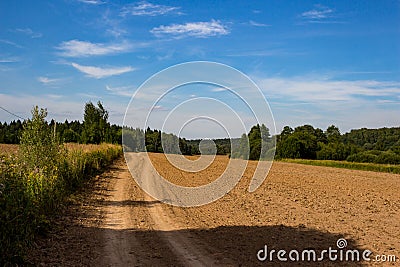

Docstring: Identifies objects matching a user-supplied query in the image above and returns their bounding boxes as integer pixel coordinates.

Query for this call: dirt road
[29,153,399,266]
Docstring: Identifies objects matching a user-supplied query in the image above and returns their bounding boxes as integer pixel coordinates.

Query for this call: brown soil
[28,154,400,266]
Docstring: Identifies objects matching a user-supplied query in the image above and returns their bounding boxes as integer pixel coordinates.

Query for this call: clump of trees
[231,124,275,160]
[0,101,122,145]
[0,120,23,143]
[275,124,400,164]
[123,127,199,155]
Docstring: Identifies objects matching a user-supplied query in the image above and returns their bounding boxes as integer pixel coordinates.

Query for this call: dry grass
[0,144,19,155]
[0,143,118,155]
[63,143,118,152]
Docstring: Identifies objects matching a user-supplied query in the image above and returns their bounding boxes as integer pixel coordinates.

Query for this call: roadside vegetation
[0,105,122,265]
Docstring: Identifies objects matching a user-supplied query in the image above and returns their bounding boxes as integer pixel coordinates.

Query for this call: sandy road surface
[29,153,399,266]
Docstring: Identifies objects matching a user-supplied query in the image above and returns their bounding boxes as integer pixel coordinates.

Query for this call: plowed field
[29,153,400,266]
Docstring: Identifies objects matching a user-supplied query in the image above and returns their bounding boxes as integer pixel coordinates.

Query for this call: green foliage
[347,150,400,164]
[123,127,145,152]
[62,128,80,143]
[276,124,400,165]
[391,141,400,155]
[0,118,122,145]
[342,127,400,151]
[248,125,262,160]
[0,154,34,264]
[82,101,109,144]
[280,158,400,174]
[123,127,201,155]
[276,125,324,159]
[277,135,302,159]
[230,124,274,160]
[375,151,400,164]
[316,142,358,160]
[325,125,341,143]
[231,133,249,159]
[20,106,63,175]
[145,127,163,153]
[0,106,122,265]
[0,120,23,144]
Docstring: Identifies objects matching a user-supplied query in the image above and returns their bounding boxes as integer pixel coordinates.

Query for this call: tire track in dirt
[125,152,219,267]
[101,164,141,266]
[100,154,219,267]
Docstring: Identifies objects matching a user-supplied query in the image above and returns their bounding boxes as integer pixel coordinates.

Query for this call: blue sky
[0,0,399,137]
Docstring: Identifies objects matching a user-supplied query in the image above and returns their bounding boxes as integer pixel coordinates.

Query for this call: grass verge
[0,144,122,265]
[279,158,400,174]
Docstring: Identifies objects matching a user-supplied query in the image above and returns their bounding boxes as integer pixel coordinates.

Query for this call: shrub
[0,106,122,265]
[375,151,400,164]
[346,151,378,163]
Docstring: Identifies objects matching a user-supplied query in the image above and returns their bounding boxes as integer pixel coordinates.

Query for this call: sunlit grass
[279,158,400,174]
[0,143,122,264]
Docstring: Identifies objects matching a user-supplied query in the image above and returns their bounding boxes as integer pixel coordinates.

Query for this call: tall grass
[0,107,122,264]
[0,144,122,264]
[280,158,400,174]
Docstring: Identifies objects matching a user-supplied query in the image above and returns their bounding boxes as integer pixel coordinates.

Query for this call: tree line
[0,102,122,145]
[275,124,400,164]
[1,102,399,164]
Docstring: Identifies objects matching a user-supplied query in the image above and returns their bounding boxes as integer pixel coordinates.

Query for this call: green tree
[280,126,293,140]
[239,133,250,159]
[278,135,302,158]
[277,125,323,159]
[326,125,341,143]
[248,124,261,160]
[82,101,109,144]
[19,106,62,173]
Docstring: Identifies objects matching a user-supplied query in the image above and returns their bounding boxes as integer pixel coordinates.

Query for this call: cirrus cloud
[37,76,61,85]
[71,63,134,78]
[14,28,42,38]
[105,85,135,97]
[121,1,181,16]
[301,5,334,20]
[57,40,132,57]
[151,20,229,38]
[248,20,270,27]
[257,77,400,102]
[77,0,105,4]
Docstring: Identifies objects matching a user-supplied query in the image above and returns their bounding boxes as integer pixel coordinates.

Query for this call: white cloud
[56,40,132,57]
[302,9,332,19]
[15,28,42,38]
[37,76,60,85]
[0,39,23,48]
[0,56,19,63]
[77,0,105,4]
[299,5,343,24]
[106,85,135,97]
[121,1,181,16]
[255,76,400,132]
[257,77,400,102]
[211,87,228,92]
[151,20,229,38]
[71,63,134,78]
[249,20,270,27]
[45,94,63,99]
